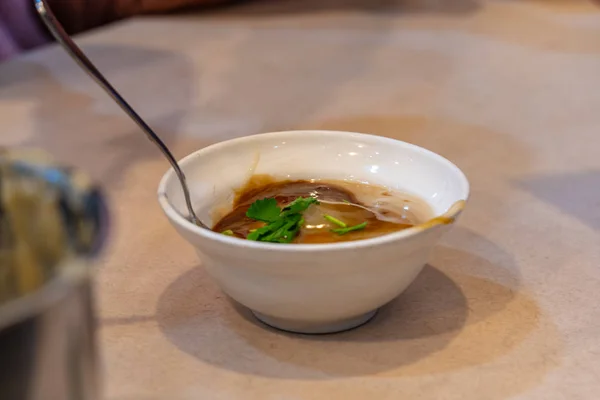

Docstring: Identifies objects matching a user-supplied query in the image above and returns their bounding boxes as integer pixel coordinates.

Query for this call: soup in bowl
[158,130,469,334]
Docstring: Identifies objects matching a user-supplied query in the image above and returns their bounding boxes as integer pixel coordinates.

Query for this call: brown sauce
[212,175,433,244]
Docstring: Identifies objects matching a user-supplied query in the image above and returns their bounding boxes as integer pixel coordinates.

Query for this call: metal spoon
[34,0,206,229]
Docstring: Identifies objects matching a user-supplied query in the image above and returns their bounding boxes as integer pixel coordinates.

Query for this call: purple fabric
[0,0,238,62]
[0,22,19,60]
[0,0,50,62]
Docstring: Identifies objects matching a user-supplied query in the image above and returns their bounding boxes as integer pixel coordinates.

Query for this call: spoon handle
[34,0,204,228]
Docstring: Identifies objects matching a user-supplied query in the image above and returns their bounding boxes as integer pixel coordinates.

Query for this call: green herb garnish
[245,197,318,243]
[221,229,234,236]
[323,215,347,228]
[324,214,367,235]
[248,214,303,243]
[332,221,367,235]
[281,197,318,215]
[245,198,281,222]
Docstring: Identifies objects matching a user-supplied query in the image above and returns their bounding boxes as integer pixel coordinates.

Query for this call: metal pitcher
[0,149,108,400]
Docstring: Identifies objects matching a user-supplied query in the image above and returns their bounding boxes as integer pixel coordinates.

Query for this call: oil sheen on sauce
[212,175,434,244]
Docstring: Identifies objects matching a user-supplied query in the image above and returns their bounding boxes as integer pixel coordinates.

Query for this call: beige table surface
[1,0,600,399]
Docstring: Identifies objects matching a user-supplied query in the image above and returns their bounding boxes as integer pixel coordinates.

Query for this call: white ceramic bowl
[158,131,469,334]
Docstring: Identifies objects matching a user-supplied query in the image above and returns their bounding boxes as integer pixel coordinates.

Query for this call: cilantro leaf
[246,198,281,222]
[247,219,284,241]
[262,214,303,243]
[281,196,319,216]
[332,221,367,235]
[247,214,303,243]
[245,196,317,243]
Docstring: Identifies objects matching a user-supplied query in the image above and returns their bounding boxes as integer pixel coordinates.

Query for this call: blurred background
[2,1,600,400]
[2,0,596,62]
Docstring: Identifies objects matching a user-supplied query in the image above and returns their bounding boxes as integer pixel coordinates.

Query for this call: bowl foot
[251,309,378,334]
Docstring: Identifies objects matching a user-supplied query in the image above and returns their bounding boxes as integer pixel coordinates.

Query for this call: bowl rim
[157,130,470,252]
